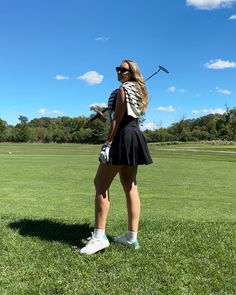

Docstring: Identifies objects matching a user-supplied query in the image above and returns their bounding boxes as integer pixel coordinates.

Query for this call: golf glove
[99,143,111,164]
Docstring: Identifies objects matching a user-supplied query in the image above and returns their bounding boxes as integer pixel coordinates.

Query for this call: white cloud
[216,87,231,95]
[77,71,103,85]
[89,103,107,109]
[141,122,158,131]
[95,37,109,42]
[186,0,236,10]
[204,59,236,69]
[37,108,50,115]
[55,74,69,80]
[168,86,176,92]
[156,106,175,112]
[51,110,63,115]
[229,14,236,19]
[192,108,225,115]
[37,108,63,116]
[168,86,186,93]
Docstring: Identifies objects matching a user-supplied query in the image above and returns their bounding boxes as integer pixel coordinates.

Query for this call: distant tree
[86,119,108,143]
[0,118,7,142]
[154,128,175,142]
[28,127,52,143]
[14,115,30,142]
[72,128,93,143]
[29,117,55,128]
[18,115,28,125]
[2,108,236,143]
[51,127,68,143]
[143,129,157,142]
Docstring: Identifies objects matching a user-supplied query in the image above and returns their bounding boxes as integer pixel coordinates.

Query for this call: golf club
[144,65,169,82]
[90,65,169,121]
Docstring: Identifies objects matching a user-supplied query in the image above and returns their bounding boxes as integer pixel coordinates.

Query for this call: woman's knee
[95,193,109,210]
[121,180,138,195]
[120,170,137,193]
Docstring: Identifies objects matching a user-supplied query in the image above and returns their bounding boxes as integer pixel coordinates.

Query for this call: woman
[80,60,152,255]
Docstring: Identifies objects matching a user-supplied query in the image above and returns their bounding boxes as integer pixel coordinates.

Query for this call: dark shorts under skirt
[108,118,153,166]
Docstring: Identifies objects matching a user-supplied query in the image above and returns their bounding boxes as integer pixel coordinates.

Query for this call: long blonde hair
[122,59,148,111]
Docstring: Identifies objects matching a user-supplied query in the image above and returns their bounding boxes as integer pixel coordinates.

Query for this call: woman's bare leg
[119,166,140,232]
[94,163,121,229]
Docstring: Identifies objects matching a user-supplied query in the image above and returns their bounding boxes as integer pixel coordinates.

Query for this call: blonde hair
[122,59,148,111]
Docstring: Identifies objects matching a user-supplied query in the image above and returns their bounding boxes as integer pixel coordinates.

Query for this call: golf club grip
[90,107,108,121]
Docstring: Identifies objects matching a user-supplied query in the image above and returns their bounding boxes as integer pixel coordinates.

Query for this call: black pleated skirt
[108,117,153,166]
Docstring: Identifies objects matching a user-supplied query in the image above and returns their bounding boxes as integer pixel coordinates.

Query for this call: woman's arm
[96,111,107,122]
[105,87,126,145]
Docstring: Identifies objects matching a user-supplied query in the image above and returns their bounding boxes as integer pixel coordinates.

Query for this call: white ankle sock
[94,228,105,239]
[126,231,138,242]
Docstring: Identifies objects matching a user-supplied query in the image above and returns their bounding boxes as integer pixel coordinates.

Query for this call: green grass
[0,143,236,294]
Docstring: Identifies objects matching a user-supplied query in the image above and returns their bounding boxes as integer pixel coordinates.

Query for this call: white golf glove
[99,143,111,164]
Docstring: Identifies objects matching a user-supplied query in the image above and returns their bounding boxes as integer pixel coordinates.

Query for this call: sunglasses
[115,67,131,74]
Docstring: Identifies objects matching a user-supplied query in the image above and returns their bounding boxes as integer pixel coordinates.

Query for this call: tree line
[0,108,235,144]
[144,108,236,142]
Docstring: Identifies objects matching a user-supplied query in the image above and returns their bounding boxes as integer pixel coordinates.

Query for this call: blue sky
[0,0,236,129]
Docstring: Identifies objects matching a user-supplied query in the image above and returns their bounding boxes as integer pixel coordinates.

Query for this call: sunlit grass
[0,143,236,294]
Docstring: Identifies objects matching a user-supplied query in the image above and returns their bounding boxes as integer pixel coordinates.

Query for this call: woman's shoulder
[121,81,138,93]
[122,81,136,88]
[109,88,119,95]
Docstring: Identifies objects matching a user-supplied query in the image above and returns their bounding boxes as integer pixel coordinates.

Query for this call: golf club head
[159,65,169,74]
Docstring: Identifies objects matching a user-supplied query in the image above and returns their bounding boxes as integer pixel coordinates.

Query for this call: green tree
[0,118,7,142]
[13,115,30,142]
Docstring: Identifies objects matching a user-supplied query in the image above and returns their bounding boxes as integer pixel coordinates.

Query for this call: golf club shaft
[144,69,160,82]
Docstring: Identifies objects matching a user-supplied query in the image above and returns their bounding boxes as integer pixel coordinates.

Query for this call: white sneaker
[80,233,110,255]
[113,233,140,249]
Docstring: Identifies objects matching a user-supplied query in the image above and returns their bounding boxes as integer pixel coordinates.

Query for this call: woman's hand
[99,143,111,163]
[97,111,106,122]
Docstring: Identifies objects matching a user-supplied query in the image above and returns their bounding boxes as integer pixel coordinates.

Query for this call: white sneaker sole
[80,241,110,255]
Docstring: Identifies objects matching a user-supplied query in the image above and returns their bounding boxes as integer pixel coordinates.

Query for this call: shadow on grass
[8,218,95,248]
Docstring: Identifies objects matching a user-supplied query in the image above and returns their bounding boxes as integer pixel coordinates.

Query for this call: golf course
[0,142,235,295]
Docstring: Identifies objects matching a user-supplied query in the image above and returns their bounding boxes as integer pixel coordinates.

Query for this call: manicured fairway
[0,143,236,295]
